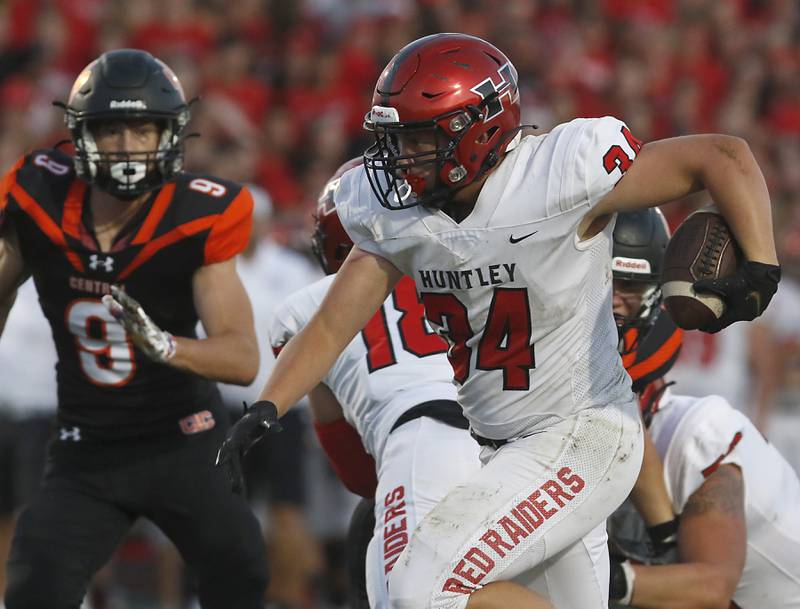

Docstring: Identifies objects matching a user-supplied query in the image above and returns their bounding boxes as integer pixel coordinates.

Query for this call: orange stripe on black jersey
[620,328,639,369]
[117,215,219,280]
[0,157,25,233]
[132,183,176,245]
[204,188,253,265]
[626,325,682,384]
[1,157,25,211]
[62,179,87,239]
[9,182,85,273]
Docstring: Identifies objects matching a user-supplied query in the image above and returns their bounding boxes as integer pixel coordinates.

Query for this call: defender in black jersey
[0,49,267,609]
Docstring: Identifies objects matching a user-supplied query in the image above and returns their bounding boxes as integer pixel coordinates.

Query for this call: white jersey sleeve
[557,116,642,212]
[655,394,747,511]
[335,165,387,259]
[649,391,800,608]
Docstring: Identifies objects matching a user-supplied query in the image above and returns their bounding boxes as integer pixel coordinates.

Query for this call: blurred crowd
[1,0,800,259]
[1,0,800,608]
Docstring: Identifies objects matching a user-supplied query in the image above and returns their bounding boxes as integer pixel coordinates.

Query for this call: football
[661,209,742,330]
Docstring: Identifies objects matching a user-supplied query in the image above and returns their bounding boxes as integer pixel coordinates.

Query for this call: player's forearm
[258,313,356,416]
[169,332,259,385]
[695,135,777,265]
[630,562,736,609]
[630,433,675,527]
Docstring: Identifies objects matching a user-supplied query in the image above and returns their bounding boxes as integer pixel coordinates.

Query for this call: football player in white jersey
[218,34,781,609]
[609,209,800,609]
[269,160,483,609]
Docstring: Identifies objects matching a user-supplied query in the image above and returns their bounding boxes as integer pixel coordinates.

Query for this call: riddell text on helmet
[442,467,586,594]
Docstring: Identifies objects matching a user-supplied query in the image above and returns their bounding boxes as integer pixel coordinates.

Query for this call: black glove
[215,401,283,494]
[609,557,635,605]
[647,517,679,556]
[693,261,781,333]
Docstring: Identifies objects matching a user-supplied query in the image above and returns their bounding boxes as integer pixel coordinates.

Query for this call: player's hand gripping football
[693,261,781,333]
[215,401,283,494]
[102,285,177,362]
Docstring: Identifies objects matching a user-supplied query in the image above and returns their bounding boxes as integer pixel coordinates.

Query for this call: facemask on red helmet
[363,34,522,211]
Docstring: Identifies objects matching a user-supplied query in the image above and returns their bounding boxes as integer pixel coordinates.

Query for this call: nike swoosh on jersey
[509,230,538,244]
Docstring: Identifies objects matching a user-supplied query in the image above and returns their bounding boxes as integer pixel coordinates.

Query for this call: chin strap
[639,380,675,428]
[423,124,537,212]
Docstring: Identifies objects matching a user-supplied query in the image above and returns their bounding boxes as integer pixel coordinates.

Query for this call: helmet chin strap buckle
[448,165,467,183]
[449,113,469,132]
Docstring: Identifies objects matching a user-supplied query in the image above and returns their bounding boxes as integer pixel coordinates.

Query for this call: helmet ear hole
[476,126,499,145]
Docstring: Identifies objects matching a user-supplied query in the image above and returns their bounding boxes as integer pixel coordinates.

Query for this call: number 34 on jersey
[422,288,535,391]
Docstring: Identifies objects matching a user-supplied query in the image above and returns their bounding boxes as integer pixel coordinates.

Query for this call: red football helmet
[311,158,362,274]
[363,33,521,210]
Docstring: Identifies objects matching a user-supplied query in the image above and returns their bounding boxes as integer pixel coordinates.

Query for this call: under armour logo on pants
[59,426,82,442]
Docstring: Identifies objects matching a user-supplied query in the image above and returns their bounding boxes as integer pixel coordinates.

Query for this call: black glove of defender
[215,401,283,494]
[647,517,679,556]
[693,261,781,333]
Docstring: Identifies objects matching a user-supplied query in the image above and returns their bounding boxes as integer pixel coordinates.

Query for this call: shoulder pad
[16,148,76,183]
[171,174,253,265]
[3,149,77,220]
[170,172,246,213]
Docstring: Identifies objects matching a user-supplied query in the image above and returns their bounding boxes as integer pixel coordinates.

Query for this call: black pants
[4,417,267,609]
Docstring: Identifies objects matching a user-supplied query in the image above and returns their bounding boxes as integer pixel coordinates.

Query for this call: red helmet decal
[470,63,519,122]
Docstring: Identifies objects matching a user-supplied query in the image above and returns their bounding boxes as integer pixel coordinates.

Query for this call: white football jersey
[270,275,457,461]
[650,391,800,608]
[0,279,58,415]
[337,116,640,439]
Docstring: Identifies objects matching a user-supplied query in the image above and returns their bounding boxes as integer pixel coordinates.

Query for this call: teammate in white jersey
[609,209,800,609]
[270,160,482,609]
[218,34,781,609]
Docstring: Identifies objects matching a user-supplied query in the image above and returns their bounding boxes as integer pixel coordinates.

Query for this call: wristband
[619,560,636,605]
[647,517,679,553]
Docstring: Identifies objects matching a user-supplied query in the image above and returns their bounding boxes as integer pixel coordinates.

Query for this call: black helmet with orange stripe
[58,49,190,199]
[613,208,682,425]
[612,208,671,355]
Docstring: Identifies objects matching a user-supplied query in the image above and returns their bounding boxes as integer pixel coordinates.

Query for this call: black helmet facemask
[615,282,662,355]
[75,118,185,200]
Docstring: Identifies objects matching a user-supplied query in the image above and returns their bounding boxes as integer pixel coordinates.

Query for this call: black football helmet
[310,158,362,274]
[612,208,671,354]
[59,49,190,199]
